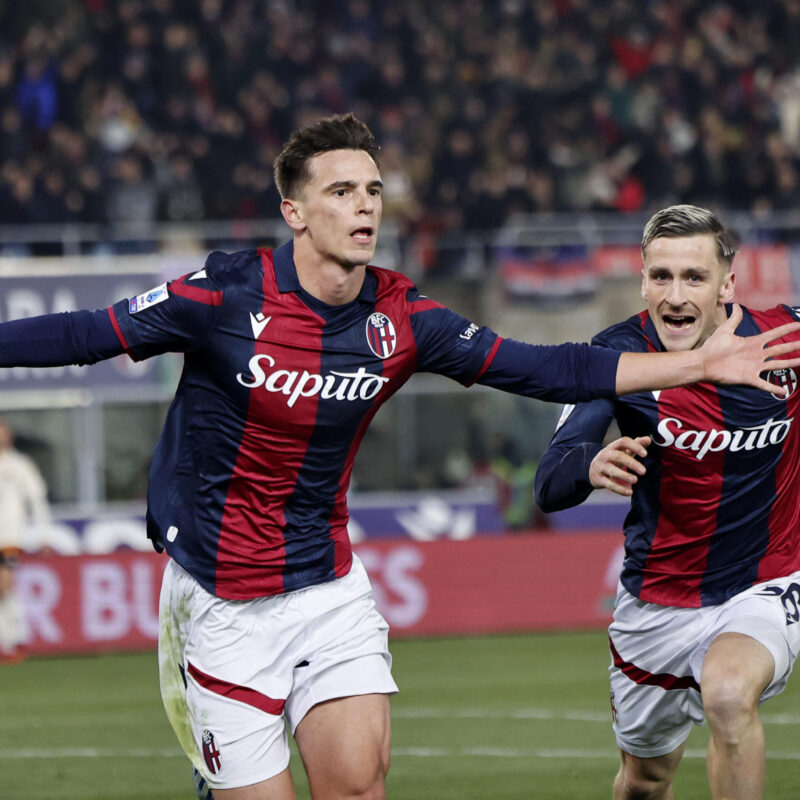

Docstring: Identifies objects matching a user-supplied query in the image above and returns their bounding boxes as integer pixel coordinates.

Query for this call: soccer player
[535,204,800,800]
[0,123,798,800]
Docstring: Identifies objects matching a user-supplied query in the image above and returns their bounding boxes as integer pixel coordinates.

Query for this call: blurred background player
[0,117,798,800]
[535,204,800,800]
[0,417,50,661]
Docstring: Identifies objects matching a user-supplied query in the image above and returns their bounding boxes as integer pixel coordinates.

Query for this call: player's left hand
[589,435,651,497]
[700,304,800,395]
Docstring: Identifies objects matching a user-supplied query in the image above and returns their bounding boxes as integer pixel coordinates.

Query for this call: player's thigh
[283,554,398,731]
[690,573,800,706]
[610,665,697,758]
[609,589,703,756]
[159,559,299,790]
[700,632,774,713]
[294,693,391,796]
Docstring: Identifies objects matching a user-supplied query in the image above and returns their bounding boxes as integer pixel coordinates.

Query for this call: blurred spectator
[15,56,58,140]
[159,151,205,222]
[489,435,547,532]
[106,151,157,225]
[1,0,800,237]
[0,419,51,661]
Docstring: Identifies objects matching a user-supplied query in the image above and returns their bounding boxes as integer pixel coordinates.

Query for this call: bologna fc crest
[202,729,222,774]
[768,367,798,401]
[366,312,397,359]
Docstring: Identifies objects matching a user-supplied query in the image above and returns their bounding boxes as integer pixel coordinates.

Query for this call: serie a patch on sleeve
[130,282,169,314]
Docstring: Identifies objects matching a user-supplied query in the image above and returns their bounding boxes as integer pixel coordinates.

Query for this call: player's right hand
[589,435,651,497]
[701,304,800,394]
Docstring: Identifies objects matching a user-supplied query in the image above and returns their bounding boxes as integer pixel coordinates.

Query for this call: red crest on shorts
[202,729,222,774]
[609,690,619,726]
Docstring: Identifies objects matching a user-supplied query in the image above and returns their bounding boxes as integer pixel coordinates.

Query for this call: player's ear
[719,269,735,303]
[640,268,648,302]
[280,198,305,231]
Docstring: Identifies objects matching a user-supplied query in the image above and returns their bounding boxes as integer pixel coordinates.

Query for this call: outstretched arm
[615,305,800,396]
[0,309,126,367]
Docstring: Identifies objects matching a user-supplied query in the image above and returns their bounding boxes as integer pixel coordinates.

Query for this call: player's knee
[314,752,389,800]
[703,681,758,742]
[615,759,673,799]
[353,780,387,800]
[349,757,389,800]
[326,774,386,800]
[616,773,672,799]
[702,665,760,725]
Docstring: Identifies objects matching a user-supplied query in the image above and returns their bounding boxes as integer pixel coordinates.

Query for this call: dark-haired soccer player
[536,204,800,800]
[1,121,798,800]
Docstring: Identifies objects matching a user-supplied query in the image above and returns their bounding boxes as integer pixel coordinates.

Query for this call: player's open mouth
[351,227,374,242]
[663,314,695,330]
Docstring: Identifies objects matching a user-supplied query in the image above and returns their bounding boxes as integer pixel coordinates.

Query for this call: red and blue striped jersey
[535,304,800,608]
[106,243,620,600]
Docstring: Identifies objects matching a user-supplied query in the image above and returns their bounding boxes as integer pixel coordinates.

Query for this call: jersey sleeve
[408,290,503,383]
[534,316,648,512]
[0,308,127,367]
[534,398,616,512]
[477,338,621,402]
[407,288,622,399]
[110,267,224,360]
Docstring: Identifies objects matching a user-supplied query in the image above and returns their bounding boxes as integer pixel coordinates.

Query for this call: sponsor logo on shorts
[651,416,793,461]
[757,582,800,626]
[202,729,222,774]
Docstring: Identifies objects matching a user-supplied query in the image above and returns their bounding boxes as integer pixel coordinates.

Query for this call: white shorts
[158,555,398,790]
[609,572,800,758]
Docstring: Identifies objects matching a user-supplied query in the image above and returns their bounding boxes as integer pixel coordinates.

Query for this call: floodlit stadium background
[3,2,800,798]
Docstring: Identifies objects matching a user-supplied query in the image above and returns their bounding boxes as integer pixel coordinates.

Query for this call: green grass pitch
[3,630,800,799]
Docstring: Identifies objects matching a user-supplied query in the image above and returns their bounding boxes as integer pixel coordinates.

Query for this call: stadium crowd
[2,0,800,240]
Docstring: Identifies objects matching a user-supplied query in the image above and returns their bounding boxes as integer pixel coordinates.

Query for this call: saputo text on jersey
[236,353,390,406]
[652,415,793,461]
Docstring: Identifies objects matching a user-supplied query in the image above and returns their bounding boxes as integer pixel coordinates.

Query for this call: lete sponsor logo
[652,415,793,460]
[236,354,389,407]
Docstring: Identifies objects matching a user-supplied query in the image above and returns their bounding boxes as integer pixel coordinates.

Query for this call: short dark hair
[273,113,380,199]
[641,204,739,268]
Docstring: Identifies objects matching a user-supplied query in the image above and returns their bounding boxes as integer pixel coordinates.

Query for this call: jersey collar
[642,313,665,351]
[273,240,378,302]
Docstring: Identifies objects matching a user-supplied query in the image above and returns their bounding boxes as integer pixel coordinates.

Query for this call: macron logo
[250,312,272,339]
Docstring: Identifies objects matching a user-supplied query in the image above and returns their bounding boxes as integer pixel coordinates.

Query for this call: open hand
[700,305,800,395]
